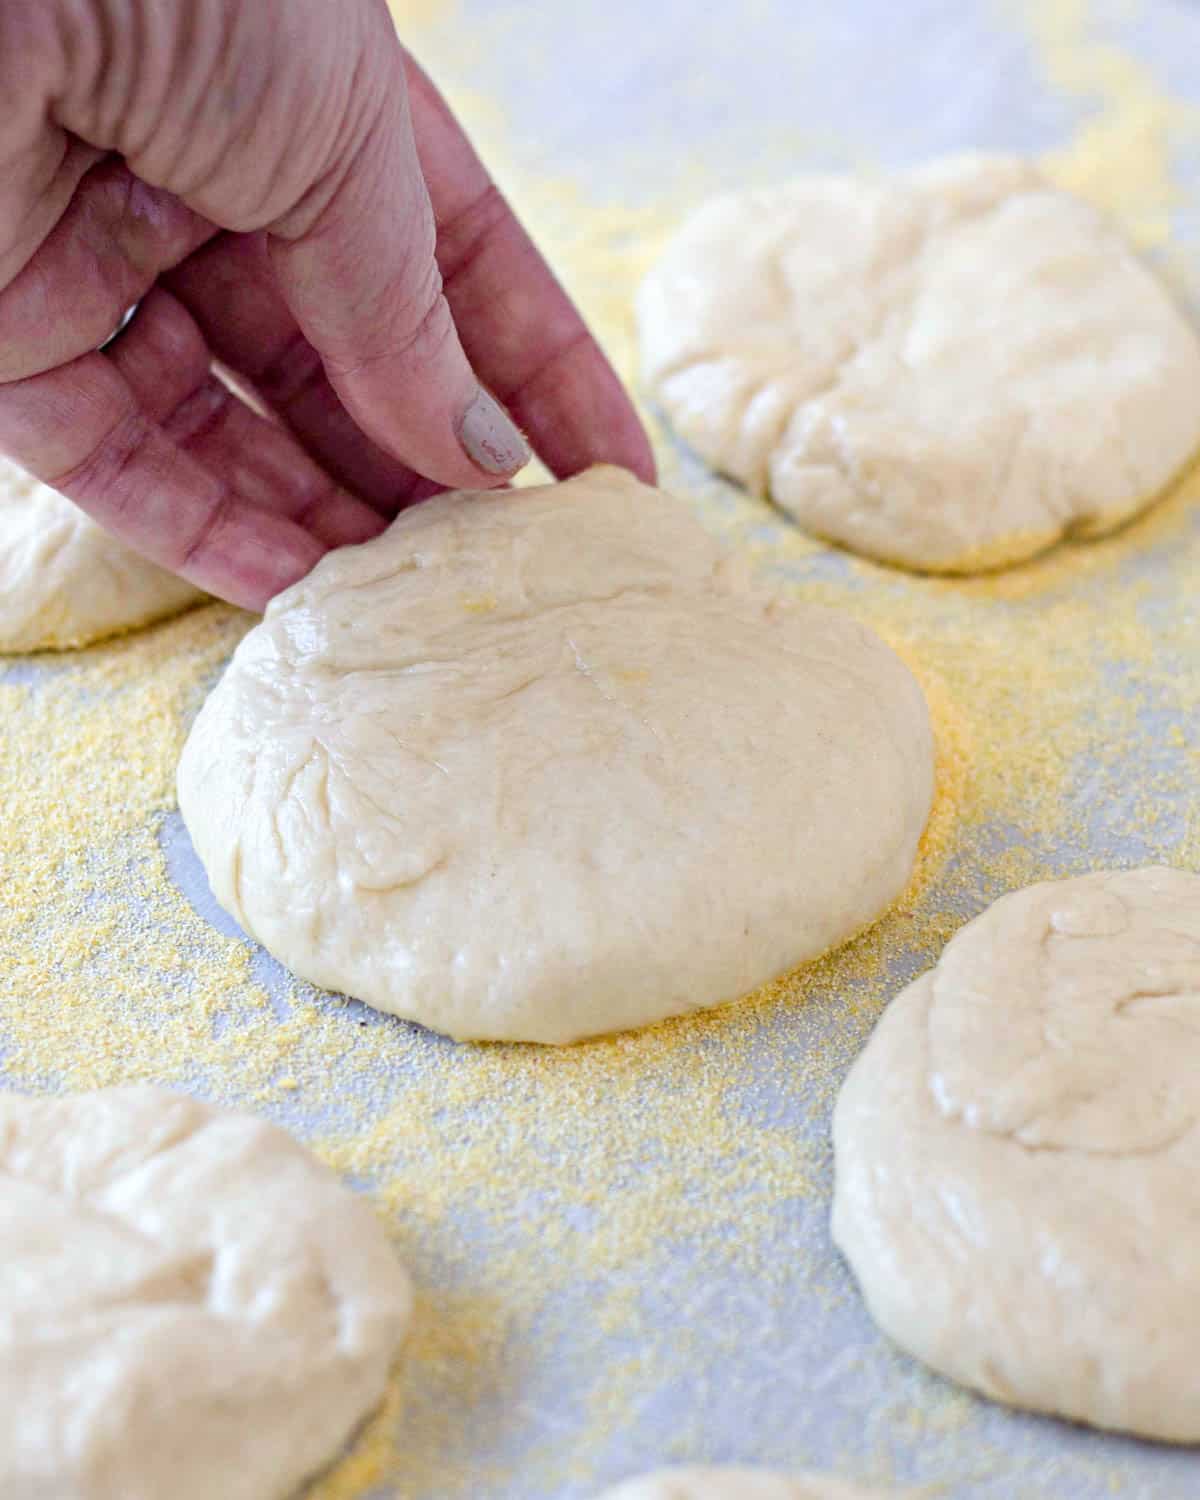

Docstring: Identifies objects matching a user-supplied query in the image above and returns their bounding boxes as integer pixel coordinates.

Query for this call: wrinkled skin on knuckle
[0,0,393,385]
[46,0,382,231]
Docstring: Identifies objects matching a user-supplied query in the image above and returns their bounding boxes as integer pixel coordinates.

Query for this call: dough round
[0,457,203,651]
[0,1085,412,1500]
[832,866,1200,1442]
[596,1468,895,1499]
[638,155,1200,572]
[178,466,933,1044]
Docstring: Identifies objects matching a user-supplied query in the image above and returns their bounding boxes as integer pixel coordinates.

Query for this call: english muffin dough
[0,1086,411,1500]
[178,466,933,1044]
[596,1468,897,1499]
[638,155,1200,572]
[0,456,202,651]
[833,866,1200,1442]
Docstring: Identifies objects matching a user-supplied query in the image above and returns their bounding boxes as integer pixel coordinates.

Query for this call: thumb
[267,28,529,490]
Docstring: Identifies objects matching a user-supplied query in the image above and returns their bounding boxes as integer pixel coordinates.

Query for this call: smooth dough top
[596,1467,898,1499]
[832,866,1200,1442]
[0,457,202,651]
[638,154,1200,572]
[178,466,933,1044]
[0,1086,411,1500]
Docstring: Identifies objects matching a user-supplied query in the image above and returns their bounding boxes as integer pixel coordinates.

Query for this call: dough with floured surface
[178,465,933,1044]
[0,1085,411,1500]
[638,155,1200,572]
[833,866,1200,1441]
[0,456,202,651]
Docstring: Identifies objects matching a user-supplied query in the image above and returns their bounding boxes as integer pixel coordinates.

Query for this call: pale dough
[638,154,1200,572]
[832,866,1200,1442]
[0,456,202,651]
[178,466,933,1044]
[596,1467,897,1499]
[0,1085,412,1500]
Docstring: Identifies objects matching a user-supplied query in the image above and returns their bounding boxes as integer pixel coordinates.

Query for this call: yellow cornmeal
[2,5,1199,1499]
[1020,0,1199,247]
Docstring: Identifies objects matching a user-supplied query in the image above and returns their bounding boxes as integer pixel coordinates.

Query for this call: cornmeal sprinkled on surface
[1020,0,1200,248]
[3,4,1200,1499]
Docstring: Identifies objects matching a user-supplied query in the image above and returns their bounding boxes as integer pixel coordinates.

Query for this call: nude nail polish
[458,388,531,476]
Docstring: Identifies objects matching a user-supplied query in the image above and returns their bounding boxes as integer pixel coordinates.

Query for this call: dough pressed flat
[832,866,1200,1442]
[596,1466,900,1498]
[638,155,1200,573]
[0,457,203,651]
[178,466,934,1044]
[0,1086,411,1500]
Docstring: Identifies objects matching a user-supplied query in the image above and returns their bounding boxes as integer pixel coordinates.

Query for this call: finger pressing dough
[596,1468,898,1499]
[178,465,933,1044]
[0,457,203,651]
[0,1085,412,1500]
[638,154,1200,572]
[832,866,1200,1442]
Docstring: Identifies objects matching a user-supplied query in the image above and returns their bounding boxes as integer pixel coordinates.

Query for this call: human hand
[0,0,654,610]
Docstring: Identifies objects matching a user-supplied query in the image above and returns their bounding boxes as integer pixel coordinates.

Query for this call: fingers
[267,18,531,492]
[163,232,436,513]
[0,158,214,381]
[0,0,651,601]
[109,289,387,549]
[0,354,320,610]
[403,56,656,485]
[0,290,386,611]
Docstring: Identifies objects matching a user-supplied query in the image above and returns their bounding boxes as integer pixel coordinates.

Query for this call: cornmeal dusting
[1020,0,1199,247]
[2,3,1199,1498]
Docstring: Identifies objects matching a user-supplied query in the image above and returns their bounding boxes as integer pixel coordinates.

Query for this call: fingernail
[458,387,531,477]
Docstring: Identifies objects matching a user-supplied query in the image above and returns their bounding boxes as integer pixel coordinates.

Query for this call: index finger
[403,54,656,486]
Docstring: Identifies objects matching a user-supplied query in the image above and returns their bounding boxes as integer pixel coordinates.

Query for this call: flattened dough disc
[833,866,1200,1441]
[639,155,1200,572]
[179,466,934,1043]
[0,1085,411,1500]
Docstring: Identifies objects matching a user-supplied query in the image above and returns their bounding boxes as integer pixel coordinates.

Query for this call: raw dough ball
[0,1086,412,1500]
[638,155,1200,572]
[832,866,1200,1442]
[0,456,202,651]
[178,466,933,1044]
[596,1468,895,1499]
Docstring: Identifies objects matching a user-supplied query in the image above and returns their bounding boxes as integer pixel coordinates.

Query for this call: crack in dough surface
[638,155,1200,573]
[178,466,934,1044]
[832,866,1200,1442]
[0,458,203,652]
[0,1085,411,1500]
